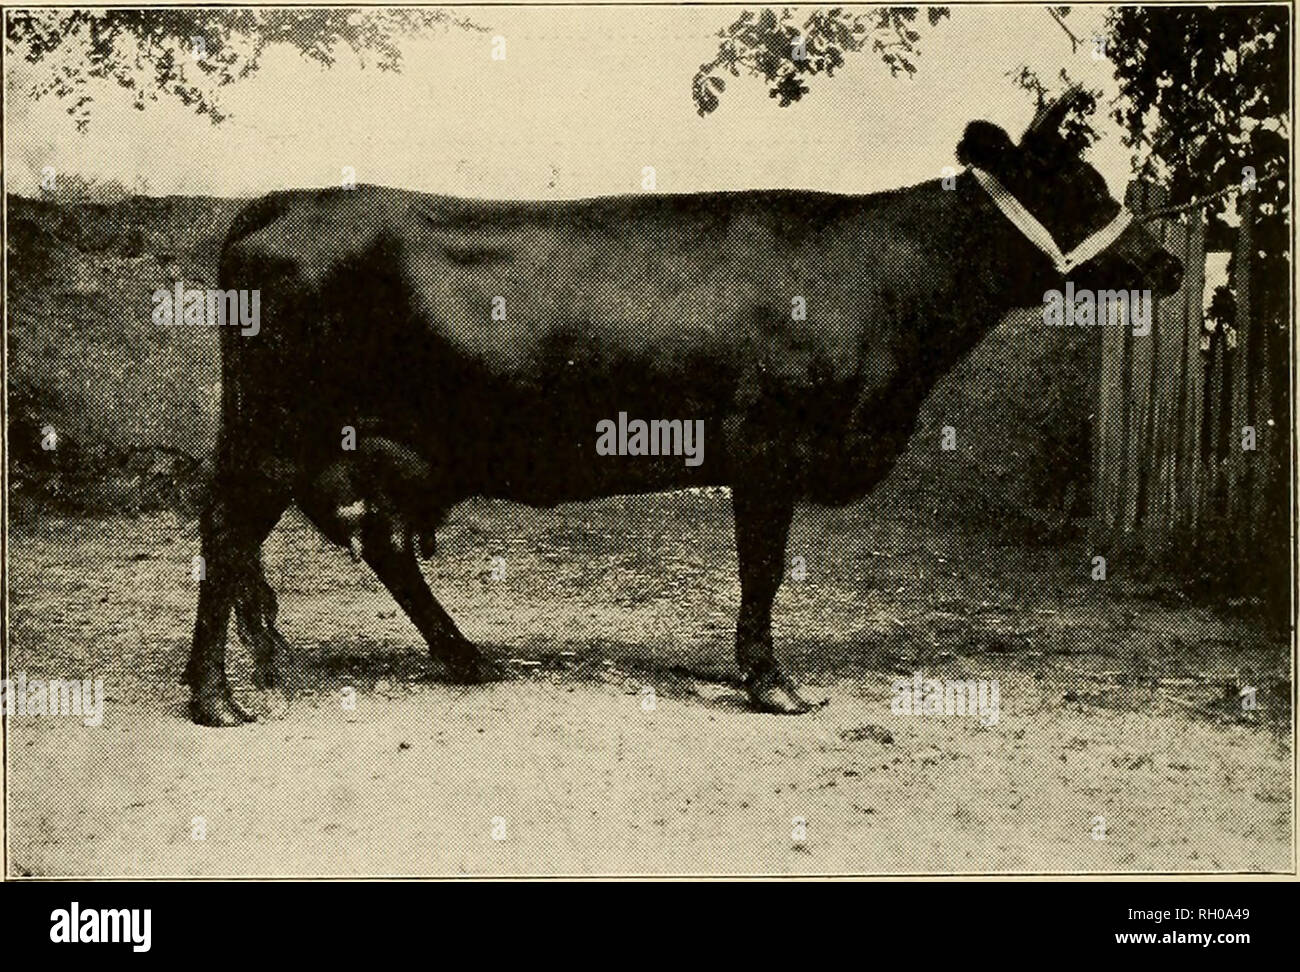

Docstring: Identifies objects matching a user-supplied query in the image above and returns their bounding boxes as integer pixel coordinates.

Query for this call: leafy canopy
[6,9,481,130]
[693,6,950,115]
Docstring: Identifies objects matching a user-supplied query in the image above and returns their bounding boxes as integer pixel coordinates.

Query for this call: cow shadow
[170,627,913,720]
[266,633,756,710]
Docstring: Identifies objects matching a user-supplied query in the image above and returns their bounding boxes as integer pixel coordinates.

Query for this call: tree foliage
[6,9,480,130]
[1105,6,1289,238]
[693,6,950,115]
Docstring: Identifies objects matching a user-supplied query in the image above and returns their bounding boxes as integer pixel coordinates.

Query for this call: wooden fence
[1092,183,1277,558]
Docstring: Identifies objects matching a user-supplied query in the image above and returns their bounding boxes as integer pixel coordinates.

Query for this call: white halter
[969,167,1133,274]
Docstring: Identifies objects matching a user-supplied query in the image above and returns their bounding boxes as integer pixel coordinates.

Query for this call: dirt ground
[5,492,1292,876]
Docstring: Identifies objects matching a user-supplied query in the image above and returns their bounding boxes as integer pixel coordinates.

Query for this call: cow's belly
[450,402,732,506]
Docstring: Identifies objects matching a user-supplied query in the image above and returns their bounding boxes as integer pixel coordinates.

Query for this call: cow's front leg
[732,484,815,714]
[359,525,488,683]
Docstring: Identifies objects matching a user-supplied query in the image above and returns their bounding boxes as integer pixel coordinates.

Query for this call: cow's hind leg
[235,567,291,692]
[732,484,816,714]
[186,475,290,725]
[361,533,486,682]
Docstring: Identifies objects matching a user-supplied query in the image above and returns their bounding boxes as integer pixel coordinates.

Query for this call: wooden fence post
[1176,215,1207,536]
[1095,181,1206,555]
[1226,188,1255,531]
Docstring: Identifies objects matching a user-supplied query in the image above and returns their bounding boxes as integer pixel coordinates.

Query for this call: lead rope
[1128,164,1284,221]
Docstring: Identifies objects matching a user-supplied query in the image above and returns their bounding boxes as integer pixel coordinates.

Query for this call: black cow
[186,91,1181,725]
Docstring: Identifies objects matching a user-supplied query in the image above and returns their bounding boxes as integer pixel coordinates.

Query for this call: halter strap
[969,167,1133,274]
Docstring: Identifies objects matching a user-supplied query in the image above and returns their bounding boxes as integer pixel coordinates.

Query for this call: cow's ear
[956,121,1015,170]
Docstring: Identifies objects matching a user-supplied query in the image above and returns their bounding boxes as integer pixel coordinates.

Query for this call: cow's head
[956,88,1183,298]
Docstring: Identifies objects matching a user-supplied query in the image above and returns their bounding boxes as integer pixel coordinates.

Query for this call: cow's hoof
[441,643,489,683]
[746,668,820,715]
[443,645,510,684]
[190,689,255,727]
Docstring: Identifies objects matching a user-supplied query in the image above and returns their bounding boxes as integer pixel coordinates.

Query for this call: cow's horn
[1026,83,1085,135]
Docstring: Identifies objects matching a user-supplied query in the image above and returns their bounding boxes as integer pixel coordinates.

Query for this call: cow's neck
[872,173,1055,368]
